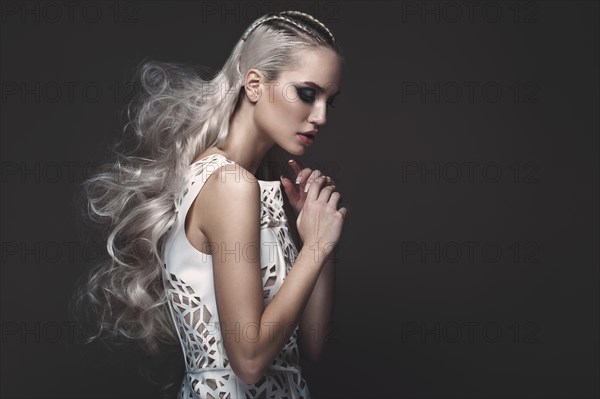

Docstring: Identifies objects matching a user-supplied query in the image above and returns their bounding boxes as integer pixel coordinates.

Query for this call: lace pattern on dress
[162,154,310,399]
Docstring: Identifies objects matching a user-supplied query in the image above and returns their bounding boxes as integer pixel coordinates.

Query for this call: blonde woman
[72,10,347,398]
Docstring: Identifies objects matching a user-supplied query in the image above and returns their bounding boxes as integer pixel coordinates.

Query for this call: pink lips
[299,129,318,138]
[297,133,314,145]
[297,129,317,145]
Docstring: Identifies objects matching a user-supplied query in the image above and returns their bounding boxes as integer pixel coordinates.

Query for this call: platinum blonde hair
[70,10,344,360]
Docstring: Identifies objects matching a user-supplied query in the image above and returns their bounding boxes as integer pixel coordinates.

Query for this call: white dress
[162,153,311,399]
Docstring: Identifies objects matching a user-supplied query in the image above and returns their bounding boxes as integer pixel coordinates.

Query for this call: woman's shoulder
[192,151,260,212]
[188,151,261,244]
[192,149,257,184]
[192,162,261,239]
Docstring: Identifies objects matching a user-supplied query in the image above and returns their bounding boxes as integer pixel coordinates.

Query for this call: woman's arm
[298,250,336,361]
[283,186,336,362]
[201,163,329,385]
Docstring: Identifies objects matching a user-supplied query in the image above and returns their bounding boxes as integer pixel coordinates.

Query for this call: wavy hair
[69,10,344,387]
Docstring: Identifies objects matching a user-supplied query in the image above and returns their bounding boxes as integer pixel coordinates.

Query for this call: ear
[243,68,263,103]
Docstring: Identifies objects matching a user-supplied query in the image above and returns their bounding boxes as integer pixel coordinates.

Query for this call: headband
[241,11,336,44]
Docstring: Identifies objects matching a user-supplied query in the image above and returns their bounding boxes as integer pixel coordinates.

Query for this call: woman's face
[252,46,343,155]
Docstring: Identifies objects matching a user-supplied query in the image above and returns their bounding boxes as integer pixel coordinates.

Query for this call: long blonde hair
[70,11,344,360]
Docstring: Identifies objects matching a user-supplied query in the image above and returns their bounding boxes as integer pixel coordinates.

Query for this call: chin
[280,142,307,157]
[278,134,310,156]
[289,146,307,156]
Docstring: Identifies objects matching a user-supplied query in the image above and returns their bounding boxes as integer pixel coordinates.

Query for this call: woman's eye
[296,87,336,108]
[296,88,315,103]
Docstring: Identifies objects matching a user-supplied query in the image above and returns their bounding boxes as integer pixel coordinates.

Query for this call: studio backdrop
[1,1,598,398]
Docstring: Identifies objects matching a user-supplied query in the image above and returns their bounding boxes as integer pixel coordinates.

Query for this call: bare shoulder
[196,162,261,237]
[202,161,259,201]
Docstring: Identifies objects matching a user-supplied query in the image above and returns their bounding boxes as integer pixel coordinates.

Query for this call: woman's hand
[280,159,336,215]
[295,175,347,260]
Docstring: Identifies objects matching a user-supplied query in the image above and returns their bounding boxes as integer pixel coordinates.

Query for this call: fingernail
[295,175,302,184]
[288,159,294,164]
[304,183,311,193]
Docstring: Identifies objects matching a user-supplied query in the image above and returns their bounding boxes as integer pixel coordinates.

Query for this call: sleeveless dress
[162,153,311,399]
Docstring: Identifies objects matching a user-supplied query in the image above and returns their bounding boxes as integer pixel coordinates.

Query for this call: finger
[318,184,336,203]
[303,170,323,193]
[307,169,323,184]
[306,175,328,201]
[329,187,345,210]
[326,189,341,208]
[296,168,313,185]
[317,173,333,188]
[288,159,304,175]
[279,175,295,194]
[288,160,309,184]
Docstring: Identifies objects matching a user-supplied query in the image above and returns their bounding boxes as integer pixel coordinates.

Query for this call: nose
[308,101,327,126]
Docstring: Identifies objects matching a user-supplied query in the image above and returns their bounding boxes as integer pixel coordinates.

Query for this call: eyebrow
[301,81,341,98]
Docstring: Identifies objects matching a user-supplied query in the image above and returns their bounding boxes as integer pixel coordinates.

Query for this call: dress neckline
[190,153,280,186]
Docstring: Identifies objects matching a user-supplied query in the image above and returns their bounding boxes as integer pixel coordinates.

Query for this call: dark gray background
[1,1,598,398]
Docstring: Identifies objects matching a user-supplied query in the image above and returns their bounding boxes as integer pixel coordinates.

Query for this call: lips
[297,133,315,145]
[298,130,317,140]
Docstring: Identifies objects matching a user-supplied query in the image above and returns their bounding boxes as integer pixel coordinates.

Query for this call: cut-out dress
[162,153,311,398]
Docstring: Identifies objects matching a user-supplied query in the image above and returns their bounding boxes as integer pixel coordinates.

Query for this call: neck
[217,101,274,176]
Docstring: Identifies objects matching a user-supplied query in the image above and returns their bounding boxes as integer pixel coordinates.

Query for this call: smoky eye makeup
[294,86,337,108]
[295,87,315,102]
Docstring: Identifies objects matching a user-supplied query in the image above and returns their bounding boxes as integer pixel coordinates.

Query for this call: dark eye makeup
[295,87,337,108]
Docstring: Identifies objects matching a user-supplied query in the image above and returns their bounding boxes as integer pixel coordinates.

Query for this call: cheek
[255,89,303,130]
[273,85,297,115]
[281,86,305,115]
[280,91,311,126]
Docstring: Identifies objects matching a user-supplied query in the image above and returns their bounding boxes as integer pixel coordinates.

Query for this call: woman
[72,10,347,398]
